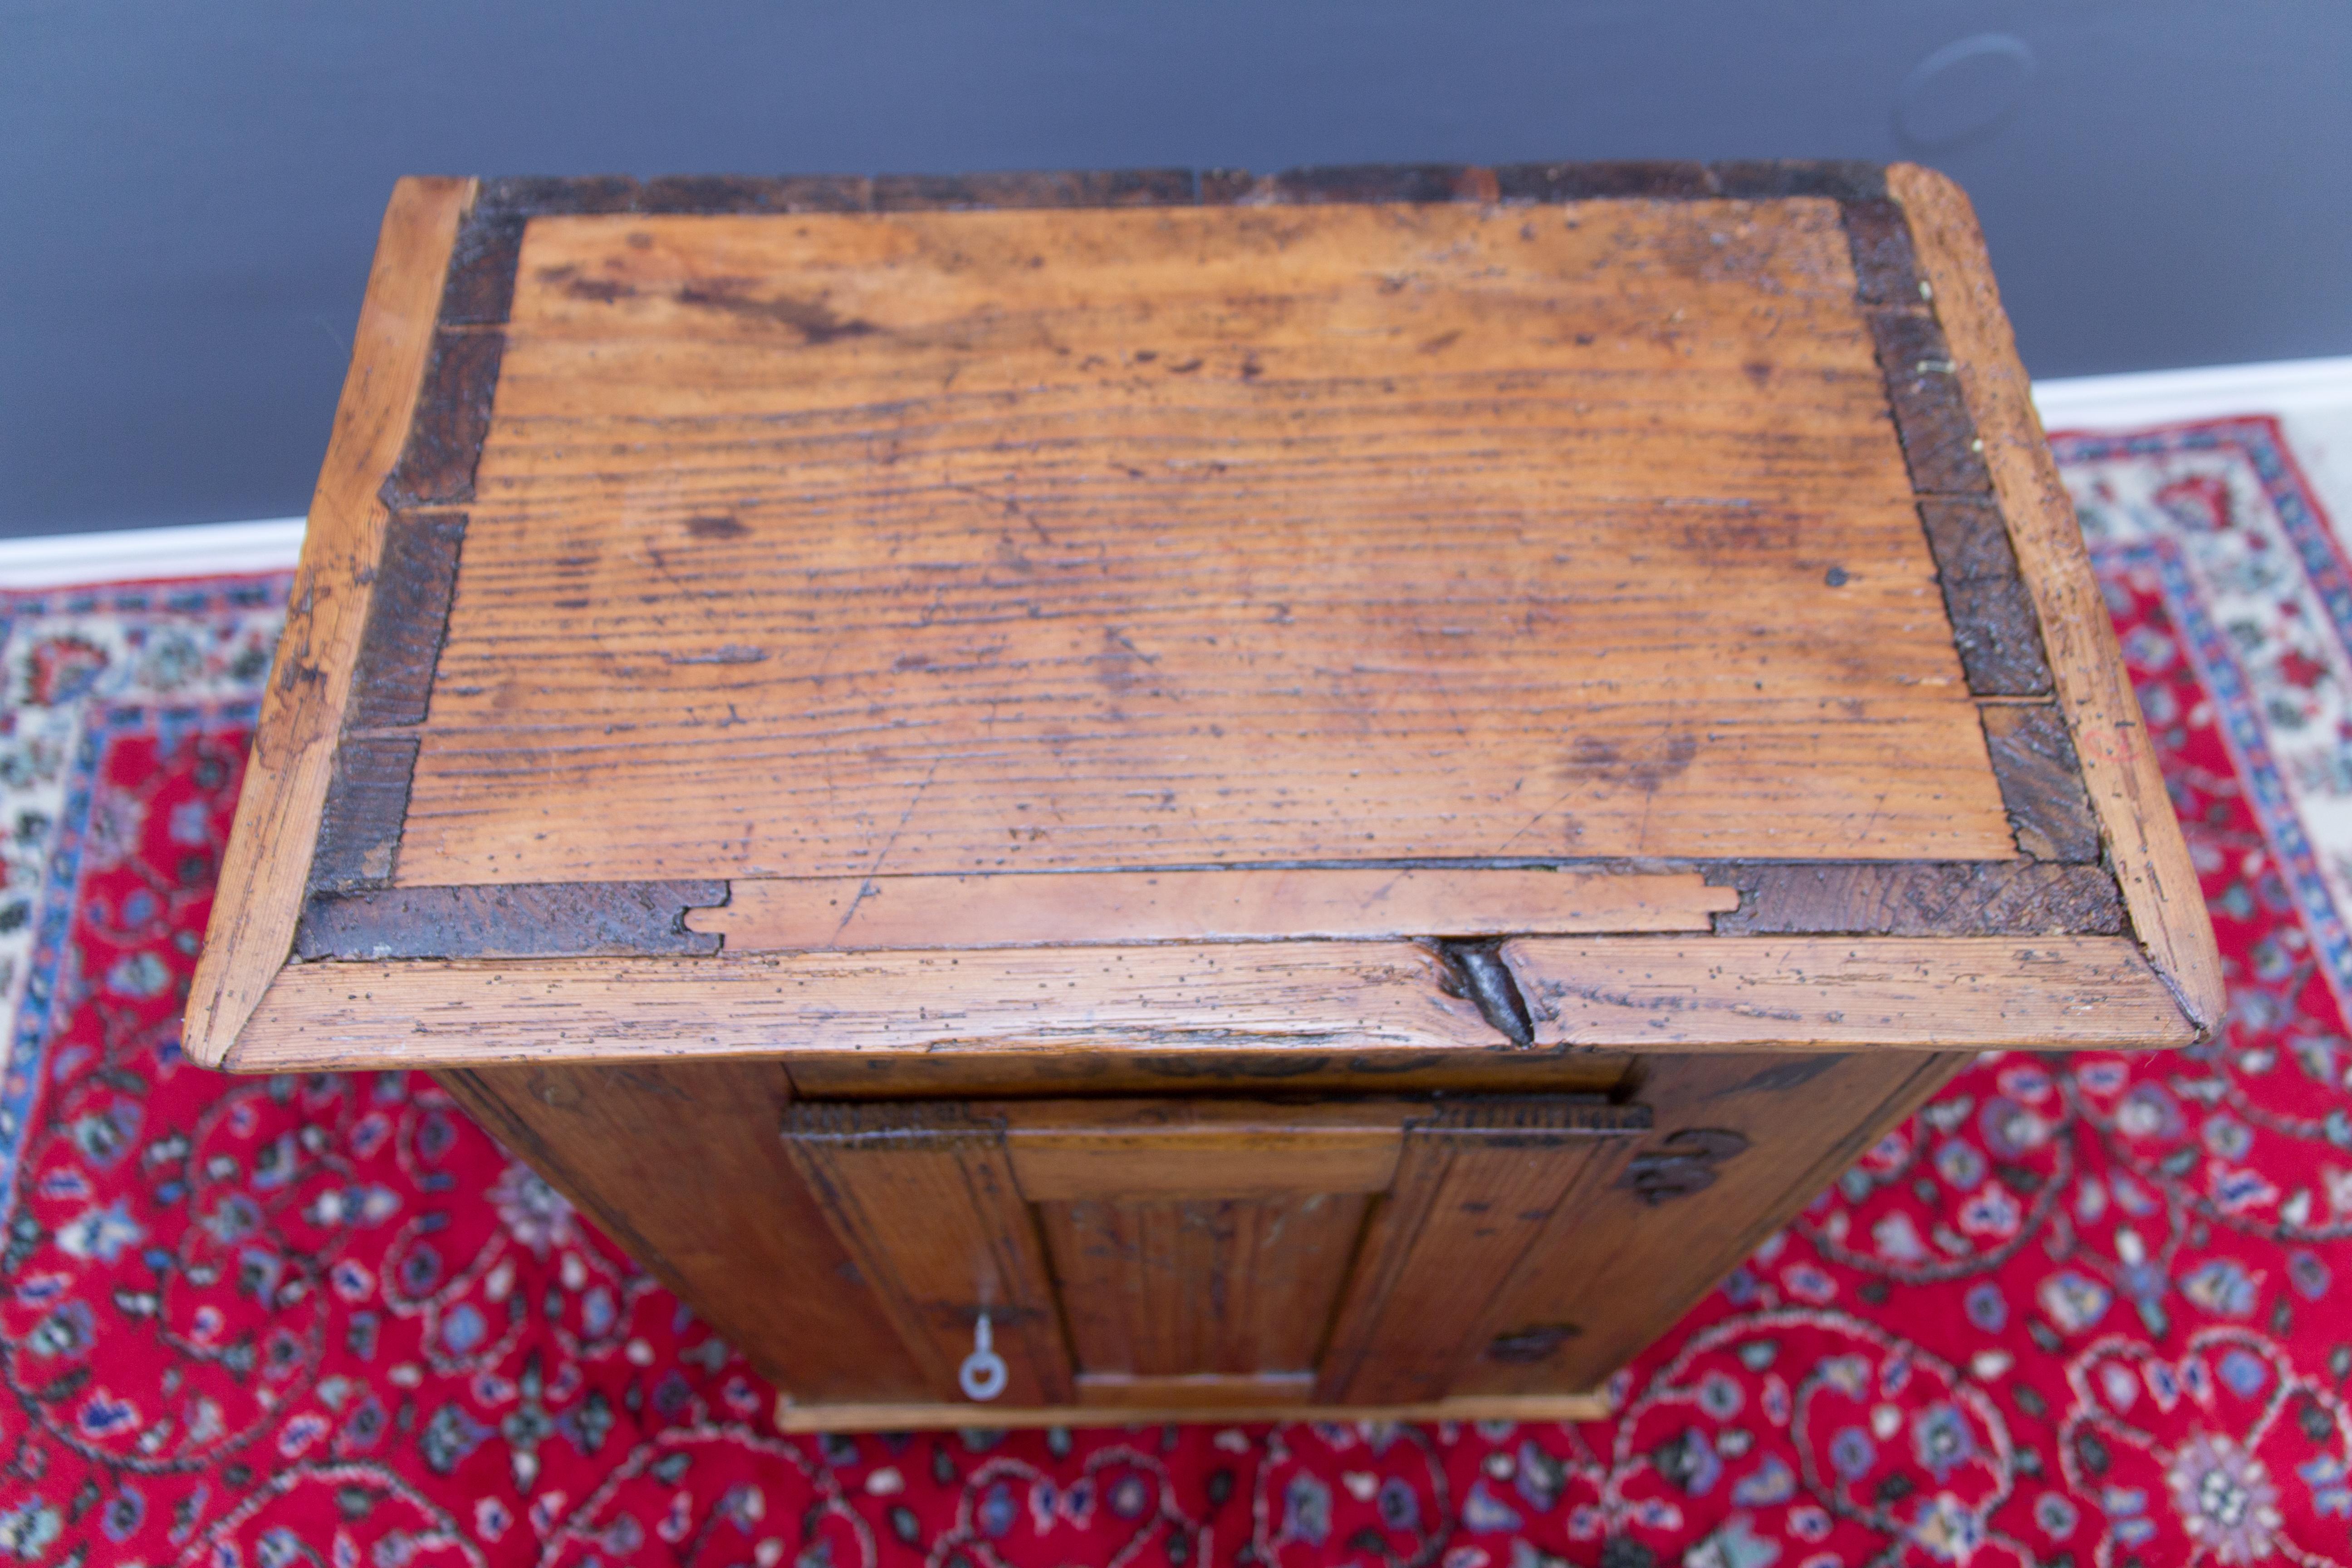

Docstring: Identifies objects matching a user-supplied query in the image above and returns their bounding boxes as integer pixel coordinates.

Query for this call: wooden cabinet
[189,160,2217,1431]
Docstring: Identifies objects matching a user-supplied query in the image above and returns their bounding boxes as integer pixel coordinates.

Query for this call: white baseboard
[0,517,309,590]
[4,357,2350,591]
[2032,354,2352,430]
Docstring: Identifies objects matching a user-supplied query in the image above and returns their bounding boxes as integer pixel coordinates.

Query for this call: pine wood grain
[691,867,1737,951]
[387,199,2016,887]
[223,932,2188,1071]
[1886,163,2223,1032]
[1501,933,2195,1049]
[1041,1196,1372,1379]
[183,177,475,1069]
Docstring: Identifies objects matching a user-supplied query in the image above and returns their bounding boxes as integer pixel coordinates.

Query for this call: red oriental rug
[5,414,2352,1568]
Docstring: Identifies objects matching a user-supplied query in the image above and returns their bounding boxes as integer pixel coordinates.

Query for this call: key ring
[958,1312,1009,1401]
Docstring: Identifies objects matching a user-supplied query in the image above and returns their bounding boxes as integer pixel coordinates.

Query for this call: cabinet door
[780,1095,1647,1414]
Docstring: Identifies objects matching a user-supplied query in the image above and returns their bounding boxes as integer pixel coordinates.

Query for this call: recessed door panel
[1040,1192,1371,1381]
[779,1095,1648,1413]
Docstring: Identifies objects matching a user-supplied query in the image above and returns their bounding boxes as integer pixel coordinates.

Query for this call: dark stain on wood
[438,213,526,326]
[1918,498,2056,696]
[350,512,466,730]
[672,281,876,343]
[1256,164,1501,205]
[1132,1054,1338,1080]
[1838,199,1925,307]
[1560,731,1700,792]
[295,881,728,960]
[1714,861,2122,936]
[640,174,872,215]
[477,175,643,216]
[1721,1055,1846,1098]
[1618,1126,1749,1205]
[1486,1322,1582,1364]
[1710,161,1886,201]
[1831,192,2098,881]
[379,330,504,508]
[1868,311,1995,496]
[873,169,1197,211]
[1495,162,1714,201]
[1980,704,2106,862]
[1197,168,1257,205]
[307,735,420,894]
[450,161,1915,225]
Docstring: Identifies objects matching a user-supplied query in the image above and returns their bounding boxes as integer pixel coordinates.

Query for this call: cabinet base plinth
[774,1392,1610,1433]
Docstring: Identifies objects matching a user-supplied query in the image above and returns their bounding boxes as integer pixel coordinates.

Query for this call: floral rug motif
[3,415,2352,1567]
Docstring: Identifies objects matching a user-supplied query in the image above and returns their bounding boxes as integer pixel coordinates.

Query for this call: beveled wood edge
[182,176,476,1071]
[1886,163,2225,1034]
[216,934,2195,1073]
[772,1389,1612,1433]
[1502,934,2194,1052]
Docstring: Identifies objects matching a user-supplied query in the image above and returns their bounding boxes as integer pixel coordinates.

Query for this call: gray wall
[5,0,2348,538]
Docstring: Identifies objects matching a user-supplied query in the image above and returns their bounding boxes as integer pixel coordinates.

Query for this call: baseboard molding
[4,358,2349,591]
[0,516,308,590]
[2032,354,2352,430]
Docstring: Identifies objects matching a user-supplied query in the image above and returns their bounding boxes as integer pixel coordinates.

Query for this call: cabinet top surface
[182,165,2220,1071]
[417,188,2009,885]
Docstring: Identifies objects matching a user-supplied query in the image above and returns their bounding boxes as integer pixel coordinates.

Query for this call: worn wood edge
[1886,163,2223,1034]
[222,941,1501,1071]
[443,159,1886,221]
[220,935,2190,1072]
[182,176,476,1071]
[1502,934,2197,1052]
[771,1391,1610,1433]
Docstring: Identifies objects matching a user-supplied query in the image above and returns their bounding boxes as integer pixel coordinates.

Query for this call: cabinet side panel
[436,1060,927,1402]
[1455,1049,1972,1395]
